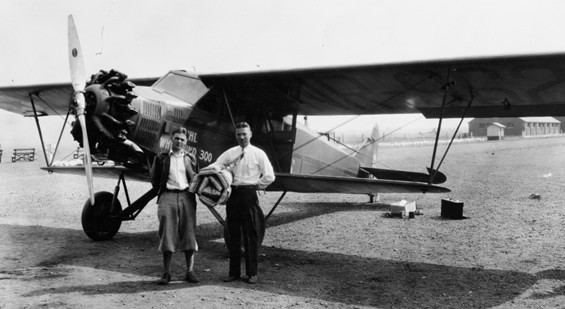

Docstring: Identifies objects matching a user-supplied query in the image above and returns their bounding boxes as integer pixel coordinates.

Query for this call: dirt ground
[1,136,565,308]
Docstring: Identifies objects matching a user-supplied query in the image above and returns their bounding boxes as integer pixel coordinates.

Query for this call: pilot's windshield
[152,72,208,103]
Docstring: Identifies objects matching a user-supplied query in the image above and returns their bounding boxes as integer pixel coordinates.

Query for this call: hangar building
[468,117,561,137]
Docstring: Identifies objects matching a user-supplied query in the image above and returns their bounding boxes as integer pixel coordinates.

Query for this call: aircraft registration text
[158,134,212,163]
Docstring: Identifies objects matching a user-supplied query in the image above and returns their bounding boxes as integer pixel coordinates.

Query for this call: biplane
[2,15,564,246]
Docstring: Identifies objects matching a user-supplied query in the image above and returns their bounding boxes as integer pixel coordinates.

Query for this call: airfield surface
[1,136,565,308]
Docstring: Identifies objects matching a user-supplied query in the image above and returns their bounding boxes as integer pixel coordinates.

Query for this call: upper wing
[0,83,73,116]
[0,77,158,117]
[199,52,565,118]
[267,173,449,194]
[6,52,565,118]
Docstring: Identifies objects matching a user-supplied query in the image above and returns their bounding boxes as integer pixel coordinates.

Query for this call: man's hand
[199,164,222,175]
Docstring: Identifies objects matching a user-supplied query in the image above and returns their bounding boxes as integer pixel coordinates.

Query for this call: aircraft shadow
[196,201,391,244]
[263,201,391,228]
[3,223,562,308]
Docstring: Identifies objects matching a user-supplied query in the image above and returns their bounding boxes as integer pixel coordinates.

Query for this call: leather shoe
[157,272,171,285]
[223,275,240,282]
[185,271,199,283]
[247,275,258,284]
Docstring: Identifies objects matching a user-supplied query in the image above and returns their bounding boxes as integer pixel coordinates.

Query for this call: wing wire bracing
[310,116,424,176]
[283,74,438,176]
[289,73,437,157]
[294,68,472,183]
[30,90,76,126]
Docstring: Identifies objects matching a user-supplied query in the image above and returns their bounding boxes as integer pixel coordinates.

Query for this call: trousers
[226,187,263,277]
[157,191,198,252]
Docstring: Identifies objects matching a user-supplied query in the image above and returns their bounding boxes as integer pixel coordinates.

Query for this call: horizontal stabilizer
[360,167,447,184]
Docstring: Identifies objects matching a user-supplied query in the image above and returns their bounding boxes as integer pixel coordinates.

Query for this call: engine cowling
[71,69,144,168]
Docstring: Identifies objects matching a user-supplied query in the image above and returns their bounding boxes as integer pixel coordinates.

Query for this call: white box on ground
[390,200,416,215]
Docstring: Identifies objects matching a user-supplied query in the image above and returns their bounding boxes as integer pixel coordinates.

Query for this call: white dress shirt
[214,144,275,189]
[166,150,189,190]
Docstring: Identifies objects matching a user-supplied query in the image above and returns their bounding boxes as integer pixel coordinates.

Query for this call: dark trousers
[226,187,263,277]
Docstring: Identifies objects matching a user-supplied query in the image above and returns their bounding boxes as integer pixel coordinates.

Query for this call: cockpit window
[152,72,208,104]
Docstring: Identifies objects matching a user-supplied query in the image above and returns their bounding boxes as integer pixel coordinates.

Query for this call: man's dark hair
[172,127,188,136]
[235,122,250,129]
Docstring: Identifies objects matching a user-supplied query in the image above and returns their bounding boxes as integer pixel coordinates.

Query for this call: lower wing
[41,167,449,194]
[41,164,151,182]
[267,173,450,194]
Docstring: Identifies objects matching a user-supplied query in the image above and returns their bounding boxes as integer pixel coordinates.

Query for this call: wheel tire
[81,191,122,241]
[223,208,266,254]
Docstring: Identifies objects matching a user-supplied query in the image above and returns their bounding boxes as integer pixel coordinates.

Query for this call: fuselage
[107,70,363,177]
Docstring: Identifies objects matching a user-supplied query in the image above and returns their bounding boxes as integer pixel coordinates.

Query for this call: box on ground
[390,200,416,217]
[441,199,464,219]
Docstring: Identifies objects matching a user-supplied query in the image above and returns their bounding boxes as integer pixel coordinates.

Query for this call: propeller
[68,15,95,205]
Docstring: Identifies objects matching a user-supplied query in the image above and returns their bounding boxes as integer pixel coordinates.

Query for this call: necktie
[227,148,245,169]
[235,148,245,166]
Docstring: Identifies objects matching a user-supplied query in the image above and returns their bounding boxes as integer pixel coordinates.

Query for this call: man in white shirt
[212,122,275,284]
[151,127,199,285]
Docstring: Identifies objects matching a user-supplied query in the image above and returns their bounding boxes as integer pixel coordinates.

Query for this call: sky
[2,0,565,152]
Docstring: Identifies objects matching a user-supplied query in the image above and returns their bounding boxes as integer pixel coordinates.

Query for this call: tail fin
[354,123,379,168]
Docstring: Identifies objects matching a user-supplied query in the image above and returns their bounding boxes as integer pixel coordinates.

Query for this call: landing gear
[80,173,158,241]
[81,191,122,241]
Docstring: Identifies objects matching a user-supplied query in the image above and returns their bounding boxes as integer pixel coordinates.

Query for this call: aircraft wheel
[223,208,266,254]
[81,191,122,241]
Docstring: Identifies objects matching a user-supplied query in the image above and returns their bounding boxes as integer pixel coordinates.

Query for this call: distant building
[553,117,565,133]
[468,117,561,137]
[486,122,505,140]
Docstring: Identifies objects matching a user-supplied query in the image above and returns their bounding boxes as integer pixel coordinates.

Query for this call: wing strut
[429,95,474,183]
[428,73,474,184]
[429,69,454,174]
[263,114,283,172]
[28,92,77,167]
[222,88,236,129]
[29,94,50,166]
[49,108,72,167]
[265,191,287,221]
[203,190,287,226]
